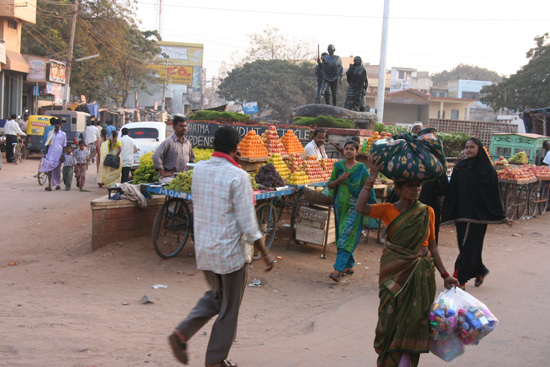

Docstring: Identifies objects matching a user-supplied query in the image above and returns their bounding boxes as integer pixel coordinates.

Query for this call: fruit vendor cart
[490,133,549,165]
[498,177,539,220]
[145,184,294,259]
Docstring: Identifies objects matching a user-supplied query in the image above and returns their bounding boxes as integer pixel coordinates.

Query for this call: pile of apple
[497,166,536,181]
[304,155,331,183]
[520,164,550,178]
[286,154,306,173]
[320,158,338,175]
[261,126,288,156]
[267,153,291,180]
[281,130,305,154]
[494,156,509,167]
[238,130,268,158]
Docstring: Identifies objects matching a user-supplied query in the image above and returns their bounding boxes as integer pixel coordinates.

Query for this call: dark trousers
[319,80,339,106]
[454,222,488,284]
[121,167,132,183]
[62,166,74,190]
[176,266,248,365]
[5,135,17,162]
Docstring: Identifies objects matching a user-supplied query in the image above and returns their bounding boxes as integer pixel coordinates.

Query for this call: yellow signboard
[156,41,204,67]
[147,65,194,85]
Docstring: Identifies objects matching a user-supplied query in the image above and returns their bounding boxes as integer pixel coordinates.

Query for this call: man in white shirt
[304,128,328,159]
[541,141,550,166]
[119,127,139,182]
[17,113,28,134]
[168,126,274,367]
[4,114,26,163]
[85,120,101,164]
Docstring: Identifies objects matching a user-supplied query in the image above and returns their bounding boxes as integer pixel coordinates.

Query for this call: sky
[134,0,550,80]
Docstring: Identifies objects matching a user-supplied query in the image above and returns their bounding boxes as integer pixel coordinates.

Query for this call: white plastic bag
[429,335,465,362]
[451,287,499,345]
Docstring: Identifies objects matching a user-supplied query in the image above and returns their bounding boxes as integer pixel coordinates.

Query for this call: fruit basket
[303,185,333,205]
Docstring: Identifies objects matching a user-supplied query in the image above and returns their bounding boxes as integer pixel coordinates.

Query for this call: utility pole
[376,0,390,124]
[62,0,79,110]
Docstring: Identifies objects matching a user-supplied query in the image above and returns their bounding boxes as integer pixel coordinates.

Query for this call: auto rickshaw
[26,115,54,156]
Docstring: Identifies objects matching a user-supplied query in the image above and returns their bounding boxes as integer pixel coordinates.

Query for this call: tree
[218,59,316,121]
[431,64,502,85]
[480,33,550,111]
[234,25,314,66]
[22,0,160,107]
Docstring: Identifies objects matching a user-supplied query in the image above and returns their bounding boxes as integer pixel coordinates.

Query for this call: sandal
[206,360,238,367]
[168,333,189,365]
[45,187,52,191]
[329,272,344,283]
[475,270,489,287]
[343,268,355,275]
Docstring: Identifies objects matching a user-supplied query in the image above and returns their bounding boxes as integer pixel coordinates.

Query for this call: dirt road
[1,155,549,366]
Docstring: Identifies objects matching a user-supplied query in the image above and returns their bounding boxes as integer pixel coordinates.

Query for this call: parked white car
[119,121,166,168]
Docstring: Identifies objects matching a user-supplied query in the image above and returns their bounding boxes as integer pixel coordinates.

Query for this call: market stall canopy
[4,50,30,73]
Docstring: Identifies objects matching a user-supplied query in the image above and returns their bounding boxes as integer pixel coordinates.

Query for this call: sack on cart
[369,128,446,181]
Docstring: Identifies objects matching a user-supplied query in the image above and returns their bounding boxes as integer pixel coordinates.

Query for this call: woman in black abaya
[442,137,512,290]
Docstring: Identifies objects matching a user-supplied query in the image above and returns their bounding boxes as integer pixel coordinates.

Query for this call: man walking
[168,126,274,367]
[119,127,139,183]
[4,114,26,163]
[85,120,101,164]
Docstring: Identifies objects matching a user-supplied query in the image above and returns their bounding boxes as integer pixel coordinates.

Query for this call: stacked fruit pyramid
[304,155,331,183]
[261,125,288,156]
[320,158,338,175]
[238,130,268,158]
[287,171,310,185]
[267,153,291,180]
[281,130,305,154]
[286,153,305,173]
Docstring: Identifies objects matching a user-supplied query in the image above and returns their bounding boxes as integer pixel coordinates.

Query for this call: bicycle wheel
[152,198,192,258]
[515,185,529,220]
[37,156,47,185]
[20,144,27,162]
[252,201,278,260]
[13,143,20,165]
[504,185,518,220]
[539,183,549,216]
[526,184,538,217]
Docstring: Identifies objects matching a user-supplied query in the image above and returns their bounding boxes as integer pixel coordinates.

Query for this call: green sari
[374,202,435,367]
[329,161,375,252]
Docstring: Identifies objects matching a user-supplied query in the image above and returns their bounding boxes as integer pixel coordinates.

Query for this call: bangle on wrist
[440,271,450,279]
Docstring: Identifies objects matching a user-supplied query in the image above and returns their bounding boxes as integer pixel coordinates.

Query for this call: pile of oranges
[281,130,305,154]
[238,130,268,158]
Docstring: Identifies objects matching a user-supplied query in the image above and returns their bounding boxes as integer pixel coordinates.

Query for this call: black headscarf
[442,138,506,223]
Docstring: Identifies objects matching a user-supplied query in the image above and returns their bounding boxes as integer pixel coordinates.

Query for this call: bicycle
[37,150,48,185]
[12,137,27,165]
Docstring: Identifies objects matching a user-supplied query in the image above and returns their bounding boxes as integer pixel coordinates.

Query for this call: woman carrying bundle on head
[356,155,458,367]
[327,140,377,283]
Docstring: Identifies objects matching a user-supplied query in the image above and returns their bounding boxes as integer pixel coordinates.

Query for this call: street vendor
[305,128,328,159]
[542,141,550,166]
[153,115,195,183]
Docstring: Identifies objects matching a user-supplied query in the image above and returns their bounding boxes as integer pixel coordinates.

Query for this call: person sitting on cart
[153,115,195,183]
[305,128,328,159]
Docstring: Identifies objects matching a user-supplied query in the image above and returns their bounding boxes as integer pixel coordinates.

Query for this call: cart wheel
[504,186,518,220]
[527,185,538,217]
[152,198,192,258]
[253,201,277,261]
[539,182,549,216]
[516,185,529,220]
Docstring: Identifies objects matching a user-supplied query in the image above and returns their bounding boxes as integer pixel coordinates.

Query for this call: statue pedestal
[291,104,376,130]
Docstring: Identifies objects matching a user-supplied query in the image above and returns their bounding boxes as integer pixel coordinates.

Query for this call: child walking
[61,145,76,191]
[74,140,89,191]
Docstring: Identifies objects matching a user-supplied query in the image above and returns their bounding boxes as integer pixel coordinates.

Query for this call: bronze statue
[317,44,343,106]
[315,52,331,104]
[344,56,368,111]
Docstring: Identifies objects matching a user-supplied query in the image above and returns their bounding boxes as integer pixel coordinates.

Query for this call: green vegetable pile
[166,171,193,192]
[293,115,354,129]
[188,110,250,123]
[133,152,157,184]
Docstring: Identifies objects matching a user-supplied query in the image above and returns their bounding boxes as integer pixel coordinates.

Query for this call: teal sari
[330,161,376,252]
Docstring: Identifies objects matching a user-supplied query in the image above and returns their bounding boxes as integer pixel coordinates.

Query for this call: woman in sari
[356,155,458,367]
[442,137,512,290]
[327,141,376,283]
[98,130,122,187]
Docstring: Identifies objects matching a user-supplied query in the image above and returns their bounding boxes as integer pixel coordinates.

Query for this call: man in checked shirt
[153,115,195,183]
[168,126,274,367]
